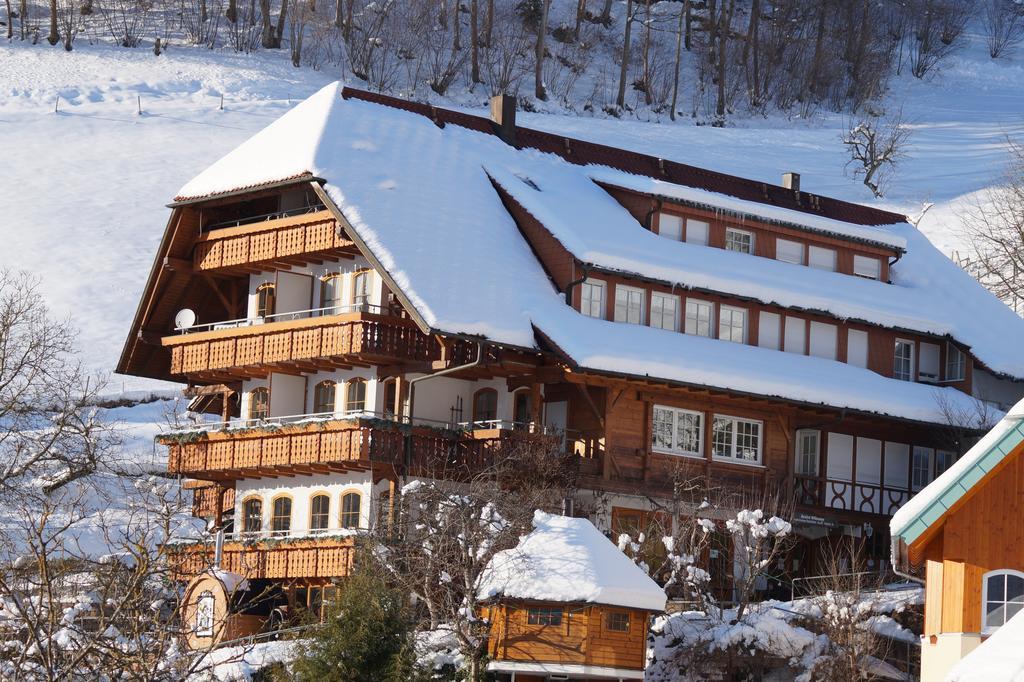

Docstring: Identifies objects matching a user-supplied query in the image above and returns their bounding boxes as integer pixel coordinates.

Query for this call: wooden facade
[484,600,652,675]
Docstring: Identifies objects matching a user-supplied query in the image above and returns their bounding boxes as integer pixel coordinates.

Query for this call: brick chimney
[489,94,517,146]
[782,172,801,193]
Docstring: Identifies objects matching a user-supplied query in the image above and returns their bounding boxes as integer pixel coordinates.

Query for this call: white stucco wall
[246,256,382,319]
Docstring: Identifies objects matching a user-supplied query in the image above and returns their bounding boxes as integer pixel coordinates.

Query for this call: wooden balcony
[162,418,560,481]
[172,535,355,580]
[793,474,910,518]
[192,210,355,274]
[162,312,437,381]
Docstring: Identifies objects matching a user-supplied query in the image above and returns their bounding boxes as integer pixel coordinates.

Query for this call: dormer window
[725,228,755,254]
[580,279,606,319]
[658,213,682,240]
[776,239,804,265]
[894,339,915,381]
[614,285,645,325]
[809,245,837,272]
[686,219,709,246]
[946,344,966,381]
[853,255,881,280]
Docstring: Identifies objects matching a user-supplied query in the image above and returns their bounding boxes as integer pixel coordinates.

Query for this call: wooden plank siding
[172,536,356,580]
[192,210,356,274]
[163,313,440,381]
[486,602,650,671]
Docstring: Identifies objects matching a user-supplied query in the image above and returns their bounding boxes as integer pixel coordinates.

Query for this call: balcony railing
[794,474,910,517]
[174,304,387,334]
[171,535,355,580]
[193,208,352,273]
[163,311,436,379]
[161,413,561,480]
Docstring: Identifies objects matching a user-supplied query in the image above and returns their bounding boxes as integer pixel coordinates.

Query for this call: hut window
[310,494,330,532]
[946,344,966,381]
[579,278,606,319]
[242,498,263,534]
[527,607,562,626]
[249,388,270,421]
[255,283,276,318]
[313,381,336,415]
[725,228,755,254]
[271,497,292,536]
[472,388,498,424]
[320,274,343,314]
[340,492,361,529]
[983,570,1024,632]
[605,611,630,632]
[345,379,367,413]
[352,270,371,308]
[712,415,762,464]
[195,591,215,637]
[513,390,532,427]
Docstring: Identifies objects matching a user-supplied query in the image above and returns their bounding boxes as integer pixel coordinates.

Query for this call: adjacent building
[117,83,1024,642]
[891,398,1024,681]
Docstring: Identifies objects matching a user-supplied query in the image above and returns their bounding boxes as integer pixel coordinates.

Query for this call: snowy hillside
[1,26,1022,391]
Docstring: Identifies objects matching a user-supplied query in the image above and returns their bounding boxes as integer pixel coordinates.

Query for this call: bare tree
[481,1,533,96]
[842,107,912,198]
[97,0,151,47]
[47,0,57,44]
[985,0,1024,58]
[614,0,636,109]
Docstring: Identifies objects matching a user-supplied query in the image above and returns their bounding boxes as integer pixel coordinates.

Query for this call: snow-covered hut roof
[947,608,1024,682]
[890,397,1024,556]
[478,511,667,612]
[171,83,1024,424]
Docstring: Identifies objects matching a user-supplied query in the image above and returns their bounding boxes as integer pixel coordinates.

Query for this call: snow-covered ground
[2,27,1022,390]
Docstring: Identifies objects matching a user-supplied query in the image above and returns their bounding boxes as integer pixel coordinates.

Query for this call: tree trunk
[745,0,760,104]
[715,0,735,123]
[574,0,586,39]
[470,0,480,82]
[600,0,612,24]
[343,0,353,40]
[534,0,550,100]
[615,0,633,108]
[483,0,493,45]
[332,0,339,27]
[260,0,273,47]
[670,0,685,121]
[200,0,207,23]
[641,0,652,105]
[274,0,287,47]
[453,0,461,52]
[804,0,827,103]
[684,0,691,51]
[47,0,57,45]
[5,0,12,39]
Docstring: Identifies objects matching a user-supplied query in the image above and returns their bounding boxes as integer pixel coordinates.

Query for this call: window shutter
[784,317,806,354]
[826,433,855,482]
[809,322,838,360]
[848,329,869,368]
[758,312,781,350]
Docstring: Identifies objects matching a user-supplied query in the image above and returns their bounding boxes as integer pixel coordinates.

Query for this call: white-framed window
[784,317,806,355]
[919,342,940,382]
[195,591,215,637]
[725,228,755,254]
[935,450,955,477]
[650,292,680,331]
[853,255,881,280]
[652,405,704,457]
[808,245,837,271]
[685,299,714,337]
[658,213,683,240]
[983,570,1024,633]
[911,446,934,491]
[718,306,747,343]
[712,415,762,464]
[758,312,781,350]
[580,278,606,319]
[894,339,915,381]
[776,239,804,265]
[795,429,820,476]
[614,285,645,325]
[686,219,710,246]
[809,322,838,360]
[847,329,869,368]
[946,343,966,381]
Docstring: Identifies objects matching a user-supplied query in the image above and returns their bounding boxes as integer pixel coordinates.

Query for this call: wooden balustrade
[163,419,563,481]
[192,210,354,273]
[793,474,909,517]
[163,313,438,380]
[172,536,355,580]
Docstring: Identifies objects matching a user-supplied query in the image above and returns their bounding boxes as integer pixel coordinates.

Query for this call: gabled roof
[130,83,1024,425]
[890,398,1024,558]
[477,511,667,612]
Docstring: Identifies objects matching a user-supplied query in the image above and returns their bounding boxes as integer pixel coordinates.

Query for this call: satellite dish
[175,308,197,330]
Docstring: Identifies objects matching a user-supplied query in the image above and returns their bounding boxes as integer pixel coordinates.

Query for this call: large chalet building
[118,83,1024,639]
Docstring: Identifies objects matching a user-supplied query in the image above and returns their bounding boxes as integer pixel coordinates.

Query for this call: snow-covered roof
[947,608,1024,682]
[890,398,1024,549]
[477,511,667,612]
[174,83,1024,423]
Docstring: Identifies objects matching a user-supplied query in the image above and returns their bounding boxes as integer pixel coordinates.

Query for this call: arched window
[195,590,215,637]
[340,491,361,529]
[310,494,330,533]
[242,498,263,534]
[382,379,398,419]
[472,388,498,424]
[513,389,532,427]
[248,387,270,421]
[255,283,276,319]
[346,379,367,413]
[271,496,292,536]
[352,270,371,309]
[983,569,1024,632]
[313,381,336,415]
[320,274,343,314]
